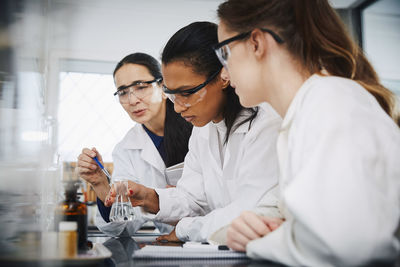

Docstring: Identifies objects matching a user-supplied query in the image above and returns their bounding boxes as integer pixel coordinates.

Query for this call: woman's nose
[128,93,140,105]
[174,101,187,114]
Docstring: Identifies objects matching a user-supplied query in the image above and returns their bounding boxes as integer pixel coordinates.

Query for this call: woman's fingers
[230,217,259,241]
[126,181,145,199]
[226,221,248,252]
[127,183,140,197]
[227,239,246,252]
[92,147,103,162]
[155,229,180,242]
[127,185,145,207]
[77,166,94,175]
[83,147,96,157]
[241,211,271,237]
[77,147,102,171]
[227,211,273,251]
[104,185,115,207]
[230,211,270,240]
[227,225,251,246]
[77,158,97,170]
[109,185,117,197]
[261,217,284,231]
[104,195,115,207]
[77,153,97,170]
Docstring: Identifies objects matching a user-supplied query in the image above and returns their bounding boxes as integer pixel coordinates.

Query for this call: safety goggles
[213,28,284,69]
[162,68,222,108]
[113,78,162,104]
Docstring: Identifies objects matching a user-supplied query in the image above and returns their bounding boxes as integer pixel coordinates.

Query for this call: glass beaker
[109,180,135,222]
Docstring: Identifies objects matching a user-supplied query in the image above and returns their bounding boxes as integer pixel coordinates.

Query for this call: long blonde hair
[218,0,398,120]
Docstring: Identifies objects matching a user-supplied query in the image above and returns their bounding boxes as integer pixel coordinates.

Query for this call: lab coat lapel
[124,125,165,175]
[223,146,231,170]
[140,129,165,175]
[205,116,252,175]
[207,124,223,175]
[276,74,319,218]
[222,120,249,169]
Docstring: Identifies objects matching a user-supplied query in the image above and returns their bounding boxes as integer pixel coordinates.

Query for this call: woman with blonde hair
[213,0,400,266]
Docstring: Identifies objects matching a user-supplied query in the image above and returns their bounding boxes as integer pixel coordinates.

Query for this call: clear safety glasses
[113,78,162,104]
[162,68,221,108]
[213,28,284,69]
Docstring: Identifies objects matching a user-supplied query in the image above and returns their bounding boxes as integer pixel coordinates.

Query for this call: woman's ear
[158,81,168,99]
[249,28,271,60]
[220,67,230,88]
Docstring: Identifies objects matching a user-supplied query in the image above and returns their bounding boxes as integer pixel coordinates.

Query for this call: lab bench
[1,227,398,267]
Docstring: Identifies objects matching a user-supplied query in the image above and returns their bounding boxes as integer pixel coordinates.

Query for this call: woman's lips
[183,116,195,122]
[132,109,146,116]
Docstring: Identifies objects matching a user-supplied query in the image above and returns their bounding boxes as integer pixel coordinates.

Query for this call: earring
[222,79,230,89]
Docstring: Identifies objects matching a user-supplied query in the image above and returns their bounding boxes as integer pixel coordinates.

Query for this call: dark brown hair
[161,21,258,143]
[218,0,398,119]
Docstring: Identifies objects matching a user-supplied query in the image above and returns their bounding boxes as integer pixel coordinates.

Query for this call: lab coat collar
[121,124,165,174]
[198,110,253,140]
[234,109,257,134]
[281,74,321,131]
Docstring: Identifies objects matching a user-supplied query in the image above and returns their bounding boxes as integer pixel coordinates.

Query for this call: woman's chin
[129,114,150,124]
[190,119,208,127]
[238,96,259,109]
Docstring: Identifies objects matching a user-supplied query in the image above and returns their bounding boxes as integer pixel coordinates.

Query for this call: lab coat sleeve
[154,129,209,223]
[209,118,284,244]
[251,186,283,218]
[175,117,281,242]
[246,85,400,266]
[94,143,150,236]
[209,186,282,245]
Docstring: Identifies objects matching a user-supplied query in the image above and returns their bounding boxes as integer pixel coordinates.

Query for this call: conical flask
[109,180,135,222]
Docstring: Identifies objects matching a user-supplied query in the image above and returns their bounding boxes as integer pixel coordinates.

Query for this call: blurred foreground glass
[0,0,62,263]
[109,180,135,222]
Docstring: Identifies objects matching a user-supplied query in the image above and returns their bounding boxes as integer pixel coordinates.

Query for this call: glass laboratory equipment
[0,0,62,262]
[109,180,135,222]
[55,180,88,252]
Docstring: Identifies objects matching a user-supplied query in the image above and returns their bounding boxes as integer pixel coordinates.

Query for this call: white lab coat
[96,124,175,236]
[150,105,282,242]
[246,74,400,266]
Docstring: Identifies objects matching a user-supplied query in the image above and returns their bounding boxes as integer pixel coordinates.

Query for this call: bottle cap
[59,221,77,232]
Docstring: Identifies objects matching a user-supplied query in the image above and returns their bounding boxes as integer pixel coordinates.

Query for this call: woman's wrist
[92,179,110,203]
[143,188,160,214]
[89,172,108,187]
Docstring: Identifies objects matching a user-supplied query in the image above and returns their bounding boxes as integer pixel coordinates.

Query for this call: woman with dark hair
[106,22,282,242]
[214,0,400,265]
[77,52,192,236]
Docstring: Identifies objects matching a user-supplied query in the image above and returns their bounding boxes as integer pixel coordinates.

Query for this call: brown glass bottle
[56,181,88,252]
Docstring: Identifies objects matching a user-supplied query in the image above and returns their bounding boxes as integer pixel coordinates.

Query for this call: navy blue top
[97,125,166,223]
[142,125,166,163]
